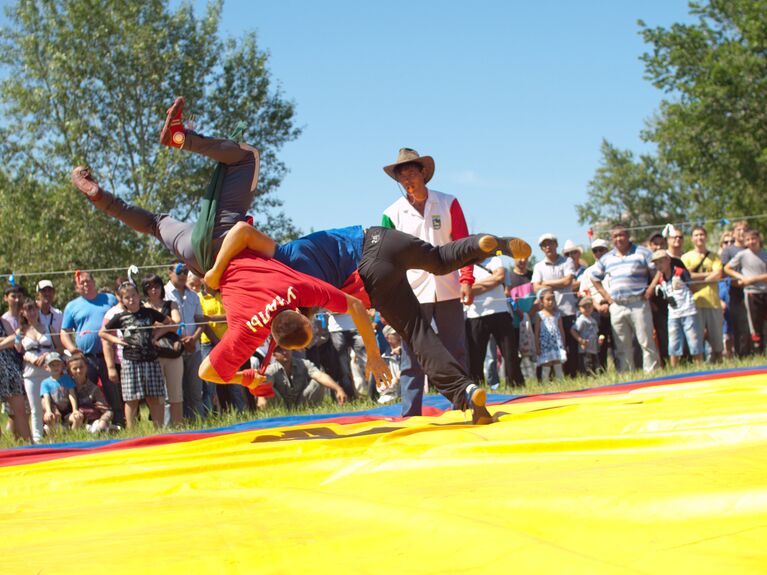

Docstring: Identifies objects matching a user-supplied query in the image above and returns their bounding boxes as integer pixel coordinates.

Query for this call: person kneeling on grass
[40,352,83,432]
[68,351,113,433]
[99,282,176,430]
[261,346,347,410]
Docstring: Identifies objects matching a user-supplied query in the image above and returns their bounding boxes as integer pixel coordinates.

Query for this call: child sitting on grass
[99,282,175,430]
[40,352,83,431]
[68,351,113,433]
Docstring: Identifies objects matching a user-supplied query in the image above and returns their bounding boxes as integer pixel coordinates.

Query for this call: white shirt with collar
[382,188,462,303]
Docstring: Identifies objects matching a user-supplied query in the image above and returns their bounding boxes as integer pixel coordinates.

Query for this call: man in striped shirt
[589,224,659,372]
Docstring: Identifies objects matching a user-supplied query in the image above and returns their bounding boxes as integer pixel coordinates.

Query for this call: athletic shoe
[465,383,493,425]
[496,237,533,260]
[159,96,186,148]
[70,166,103,201]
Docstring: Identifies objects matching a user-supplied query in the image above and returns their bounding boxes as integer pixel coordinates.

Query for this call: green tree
[577,0,767,231]
[577,141,697,238]
[0,0,301,283]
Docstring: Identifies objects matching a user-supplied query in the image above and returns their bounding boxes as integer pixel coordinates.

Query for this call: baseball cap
[591,239,609,250]
[651,249,670,262]
[45,352,64,366]
[37,279,54,291]
[538,233,557,246]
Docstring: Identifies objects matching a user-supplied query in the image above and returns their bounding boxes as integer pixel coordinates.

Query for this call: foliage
[577,0,767,233]
[0,0,302,286]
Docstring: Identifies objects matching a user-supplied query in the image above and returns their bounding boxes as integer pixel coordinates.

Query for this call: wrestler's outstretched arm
[344,294,393,391]
[204,221,277,289]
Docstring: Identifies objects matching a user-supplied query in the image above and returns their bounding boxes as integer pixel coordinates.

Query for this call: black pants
[731,287,753,357]
[651,300,670,365]
[85,353,125,427]
[579,352,599,375]
[357,227,490,410]
[745,292,767,353]
[466,313,523,387]
[561,315,579,377]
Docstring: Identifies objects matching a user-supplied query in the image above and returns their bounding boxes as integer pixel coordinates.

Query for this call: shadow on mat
[252,413,508,443]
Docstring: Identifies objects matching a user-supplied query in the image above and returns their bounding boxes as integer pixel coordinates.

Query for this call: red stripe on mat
[501,367,767,405]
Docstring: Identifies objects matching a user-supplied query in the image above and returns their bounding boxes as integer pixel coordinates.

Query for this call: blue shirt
[41,373,76,396]
[62,293,118,354]
[273,226,364,289]
[591,244,655,301]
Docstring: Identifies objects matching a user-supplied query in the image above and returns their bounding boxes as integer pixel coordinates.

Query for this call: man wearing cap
[590,224,659,372]
[60,271,125,426]
[532,233,580,377]
[164,263,205,418]
[36,280,64,354]
[380,148,476,416]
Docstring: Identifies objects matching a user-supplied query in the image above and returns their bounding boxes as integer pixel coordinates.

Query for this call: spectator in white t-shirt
[35,280,63,354]
[465,256,524,388]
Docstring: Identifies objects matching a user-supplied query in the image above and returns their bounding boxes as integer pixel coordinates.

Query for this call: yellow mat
[2,374,766,574]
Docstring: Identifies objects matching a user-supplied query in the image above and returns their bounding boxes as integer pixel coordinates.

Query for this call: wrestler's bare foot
[203,267,221,291]
[160,96,186,148]
[71,166,103,201]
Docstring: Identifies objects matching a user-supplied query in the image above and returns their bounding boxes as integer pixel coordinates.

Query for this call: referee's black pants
[357,227,491,410]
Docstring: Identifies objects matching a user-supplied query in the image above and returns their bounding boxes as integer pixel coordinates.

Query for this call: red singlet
[209,250,349,381]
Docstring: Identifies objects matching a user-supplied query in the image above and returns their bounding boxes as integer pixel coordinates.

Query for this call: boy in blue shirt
[41,352,83,430]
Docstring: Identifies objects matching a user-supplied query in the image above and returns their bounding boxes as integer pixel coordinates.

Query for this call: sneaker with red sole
[70,166,103,201]
[159,96,186,148]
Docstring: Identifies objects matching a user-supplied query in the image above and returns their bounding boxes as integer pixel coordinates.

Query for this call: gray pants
[609,299,659,372]
[273,379,325,408]
[181,350,204,418]
[91,132,259,276]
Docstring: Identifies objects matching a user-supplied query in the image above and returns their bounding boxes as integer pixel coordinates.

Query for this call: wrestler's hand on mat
[366,356,393,392]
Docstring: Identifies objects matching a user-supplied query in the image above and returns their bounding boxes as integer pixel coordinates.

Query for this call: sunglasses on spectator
[721,239,735,245]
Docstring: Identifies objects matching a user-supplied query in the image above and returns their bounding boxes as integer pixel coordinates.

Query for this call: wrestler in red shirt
[199,250,392,390]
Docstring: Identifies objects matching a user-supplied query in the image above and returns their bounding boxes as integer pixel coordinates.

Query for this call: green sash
[191,123,246,273]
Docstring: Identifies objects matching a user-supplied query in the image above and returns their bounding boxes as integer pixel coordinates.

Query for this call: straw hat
[383,148,435,184]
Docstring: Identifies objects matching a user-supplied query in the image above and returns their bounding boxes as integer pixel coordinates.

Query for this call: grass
[2,355,765,449]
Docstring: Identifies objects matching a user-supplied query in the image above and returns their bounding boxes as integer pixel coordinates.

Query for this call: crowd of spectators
[0,219,763,443]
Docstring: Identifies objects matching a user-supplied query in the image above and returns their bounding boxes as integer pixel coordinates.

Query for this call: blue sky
[198,0,693,255]
[5,0,694,257]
